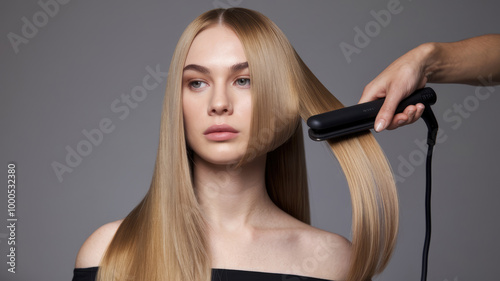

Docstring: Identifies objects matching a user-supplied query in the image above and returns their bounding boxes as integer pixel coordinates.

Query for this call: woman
[73,8,399,281]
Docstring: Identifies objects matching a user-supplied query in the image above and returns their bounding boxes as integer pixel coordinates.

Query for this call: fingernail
[397,119,405,125]
[375,119,386,132]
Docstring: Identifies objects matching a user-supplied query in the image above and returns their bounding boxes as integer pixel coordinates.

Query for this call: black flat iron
[307,87,437,141]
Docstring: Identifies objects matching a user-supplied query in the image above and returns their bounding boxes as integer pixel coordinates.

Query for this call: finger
[386,104,415,130]
[374,94,402,132]
[386,103,425,130]
[405,105,417,123]
[386,112,408,130]
[408,103,425,124]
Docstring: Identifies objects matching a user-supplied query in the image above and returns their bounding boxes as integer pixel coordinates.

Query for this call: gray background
[1,0,499,280]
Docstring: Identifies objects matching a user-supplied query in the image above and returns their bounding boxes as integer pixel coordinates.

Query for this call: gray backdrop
[1,0,499,280]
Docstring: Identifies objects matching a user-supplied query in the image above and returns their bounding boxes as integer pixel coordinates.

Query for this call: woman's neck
[192,153,274,232]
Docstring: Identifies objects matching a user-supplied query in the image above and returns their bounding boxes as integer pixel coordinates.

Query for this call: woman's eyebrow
[183,64,209,74]
[182,62,248,74]
[230,61,248,72]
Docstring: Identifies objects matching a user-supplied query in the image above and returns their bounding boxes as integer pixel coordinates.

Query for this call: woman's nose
[208,85,233,115]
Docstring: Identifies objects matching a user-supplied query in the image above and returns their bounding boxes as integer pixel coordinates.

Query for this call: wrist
[416,42,441,83]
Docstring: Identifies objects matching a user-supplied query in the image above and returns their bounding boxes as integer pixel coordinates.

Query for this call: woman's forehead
[184,25,247,69]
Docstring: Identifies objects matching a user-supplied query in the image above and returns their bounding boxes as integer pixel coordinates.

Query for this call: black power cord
[420,106,439,281]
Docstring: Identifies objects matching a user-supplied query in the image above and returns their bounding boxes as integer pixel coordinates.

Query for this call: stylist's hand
[359,45,429,132]
[361,34,500,132]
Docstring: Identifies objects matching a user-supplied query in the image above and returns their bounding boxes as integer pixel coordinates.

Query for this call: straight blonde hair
[97,8,398,281]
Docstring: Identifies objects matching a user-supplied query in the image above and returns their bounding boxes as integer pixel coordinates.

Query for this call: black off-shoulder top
[72,267,334,281]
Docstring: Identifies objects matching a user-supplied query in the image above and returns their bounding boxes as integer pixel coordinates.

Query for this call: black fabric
[72,267,98,281]
[72,267,333,281]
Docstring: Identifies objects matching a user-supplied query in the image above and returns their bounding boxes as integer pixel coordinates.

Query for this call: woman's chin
[193,153,243,167]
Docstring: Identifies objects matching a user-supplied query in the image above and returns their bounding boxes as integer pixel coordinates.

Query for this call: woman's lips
[203,124,239,141]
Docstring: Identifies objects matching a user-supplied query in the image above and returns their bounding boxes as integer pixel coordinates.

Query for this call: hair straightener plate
[307,87,437,141]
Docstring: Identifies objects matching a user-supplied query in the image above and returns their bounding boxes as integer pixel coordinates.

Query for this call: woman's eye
[189,81,207,89]
[235,78,250,87]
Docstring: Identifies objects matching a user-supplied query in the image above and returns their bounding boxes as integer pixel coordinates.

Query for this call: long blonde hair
[97,8,398,281]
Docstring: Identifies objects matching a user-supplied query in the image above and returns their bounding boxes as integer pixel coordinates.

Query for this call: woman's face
[182,25,252,165]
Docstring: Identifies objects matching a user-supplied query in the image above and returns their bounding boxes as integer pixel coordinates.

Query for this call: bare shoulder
[295,225,352,280]
[74,219,123,268]
[268,208,352,280]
